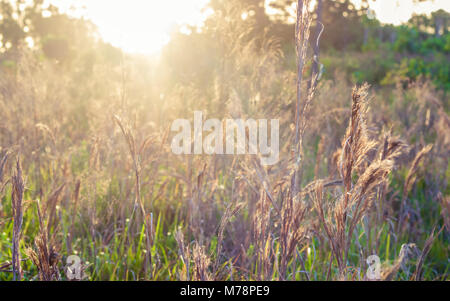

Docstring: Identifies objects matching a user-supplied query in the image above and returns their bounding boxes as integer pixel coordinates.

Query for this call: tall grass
[0,2,448,281]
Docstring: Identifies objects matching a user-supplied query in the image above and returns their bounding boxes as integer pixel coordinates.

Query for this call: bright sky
[354,0,450,25]
[47,0,449,54]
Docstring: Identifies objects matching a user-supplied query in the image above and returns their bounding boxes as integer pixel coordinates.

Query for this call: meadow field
[0,0,448,281]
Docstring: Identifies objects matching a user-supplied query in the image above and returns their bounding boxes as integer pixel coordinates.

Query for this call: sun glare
[50,0,210,54]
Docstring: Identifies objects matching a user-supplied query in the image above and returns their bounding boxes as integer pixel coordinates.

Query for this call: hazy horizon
[47,0,450,54]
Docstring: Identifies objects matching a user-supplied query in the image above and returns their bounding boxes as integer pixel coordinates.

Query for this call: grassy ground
[0,76,448,280]
[0,2,448,281]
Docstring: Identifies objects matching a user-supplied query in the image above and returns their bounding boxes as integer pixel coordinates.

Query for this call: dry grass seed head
[12,158,24,281]
[26,200,61,281]
[193,243,211,281]
[403,144,433,200]
[382,243,420,281]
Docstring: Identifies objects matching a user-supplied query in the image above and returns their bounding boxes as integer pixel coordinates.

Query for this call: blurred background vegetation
[1,0,448,91]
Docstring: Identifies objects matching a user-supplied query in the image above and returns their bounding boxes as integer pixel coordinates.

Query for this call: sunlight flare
[49,0,210,54]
